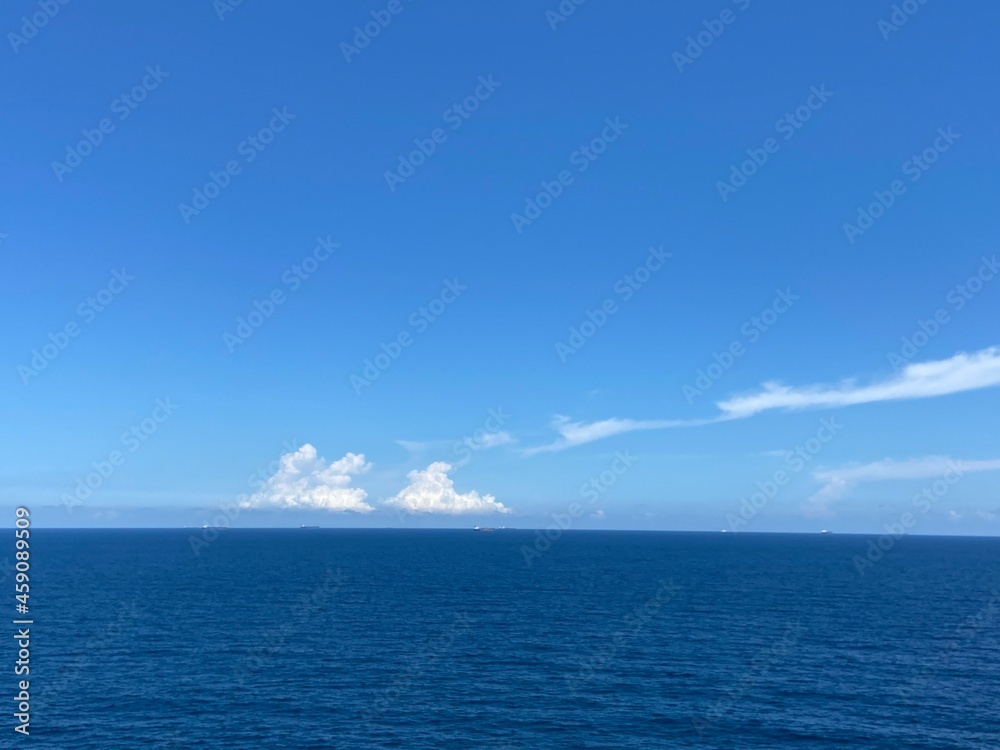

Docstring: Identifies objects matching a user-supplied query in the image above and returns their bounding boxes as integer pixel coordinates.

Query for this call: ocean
[9,529,1000,748]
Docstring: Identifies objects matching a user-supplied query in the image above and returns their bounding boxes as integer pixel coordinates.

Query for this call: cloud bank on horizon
[525,347,1000,453]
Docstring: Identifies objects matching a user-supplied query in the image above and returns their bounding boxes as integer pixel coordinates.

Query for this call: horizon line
[12,526,1000,538]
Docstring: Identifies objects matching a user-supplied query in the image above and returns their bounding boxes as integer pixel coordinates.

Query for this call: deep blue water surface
[6,530,1000,748]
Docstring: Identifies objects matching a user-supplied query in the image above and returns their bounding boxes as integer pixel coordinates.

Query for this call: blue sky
[2,1,999,532]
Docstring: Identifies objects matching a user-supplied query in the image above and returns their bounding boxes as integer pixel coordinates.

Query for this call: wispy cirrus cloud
[396,431,514,457]
[717,347,1000,419]
[805,456,1000,517]
[475,431,515,449]
[395,440,430,455]
[524,348,1000,454]
[522,415,711,456]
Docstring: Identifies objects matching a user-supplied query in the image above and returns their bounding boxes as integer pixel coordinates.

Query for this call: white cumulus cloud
[240,444,374,512]
[385,461,510,514]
